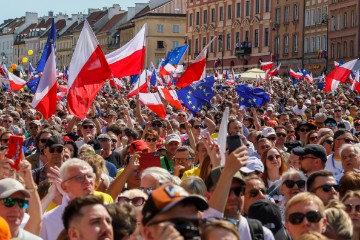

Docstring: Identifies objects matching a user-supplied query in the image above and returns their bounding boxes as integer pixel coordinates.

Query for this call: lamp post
[218,35,224,74]
[272,24,279,66]
[322,14,329,74]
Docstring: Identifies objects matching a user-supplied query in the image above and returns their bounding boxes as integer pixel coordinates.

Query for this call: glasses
[324,139,333,145]
[299,128,311,132]
[288,211,322,225]
[140,187,154,195]
[62,121,67,125]
[326,122,337,127]
[229,186,244,197]
[111,139,118,143]
[337,138,354,144]
[49,146,64,153]
[334,109,342,113]
[193,125,202,129]
[3,120,12,123]
[83,125,95,130]
[284,180,306,189]
[248,188,267,198]
[146,138,157,142]
[345,204,360,213]
[268,137,277,141]
[63,173,95,183]
[117,196,146,207]
[1,139,9,144]
[276,133,286,138]
[174,157,193,163]
[267,155,281,161]
[13,118,19,122]
[178,114,186,117]
[29,125,38,130]
[310,136,318,142]
[39,138,49,144]
[312,184,339,193]
[1,197,29,209]
[151,122,163,127]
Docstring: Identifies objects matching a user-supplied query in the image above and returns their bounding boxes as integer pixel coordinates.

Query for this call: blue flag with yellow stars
[162,45,188,66]
[36,18,56,73]
[236,84,270,108]
[177,76,215,114]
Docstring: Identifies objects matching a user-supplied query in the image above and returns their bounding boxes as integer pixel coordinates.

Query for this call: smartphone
[227,134,242,153]
[138,152,161,170]
[6,136,24,171]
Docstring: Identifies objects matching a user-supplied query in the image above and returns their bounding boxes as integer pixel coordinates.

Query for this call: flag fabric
[218,107,229,166]
[26,78,40,93]
[139,92,166,119]
[351,70,360,93]
[159,45,188,76]
[126,70,148,99]
[236,85,270,108]
[299,68,313,84]
[324,78,340,92]
[289,68,303,80]
[177,76,215,114]
[175,37,216,88]
[158,86,183,110]
[110,78,125,90]
[2,83,9,91]
[28,63,34,77]
[130,74,140,85]
[0,64,6,78]
[67,20,112,119]
[7,71,26,90]
[31,44,57,119]
[267,63,281,78]
[149,69,157,87]
[106,24,146,79]
[62,66,69,81]
[36,19,56,73]
[260,61,274,71]
[326,59,358,84]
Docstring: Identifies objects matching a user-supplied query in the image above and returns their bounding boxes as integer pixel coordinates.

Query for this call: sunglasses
[324,139,333,145]
[287,211,322,225]
[140,187,154,195]
[29,125,38,130]
[268,137,277,141]
[337,138,355,144]
[146,138,157,142]
[334,109,342,112]
[3,120,12,123]
[284,180,306,189]
[1,139,9,144]
[267,155,281,161]
[151,122,163,127]
[40,138,49,144]
[299,128,311,132]
[49,146,64,153]
[193,125,202,129]
[310,136,318,141]
[83,125,95,130]
[13,118,19,122]
[276,133,286,137]
[111,139,118,143]
[249,188,267,198]
[326,122,337,127]
[312,184,339,193]
[345,204,360,213]
[178,114,186,117]
[229,186,244,197]
[117,196,146,207]
[63,173,95,183]
[1,197,29,209]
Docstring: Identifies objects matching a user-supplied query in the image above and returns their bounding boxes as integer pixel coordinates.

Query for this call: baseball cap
[30,120,41,126]
[0,178,30,198]
[261,127,276,138]
[324,118,337,126]
[142,183,208,225]
[44,135,64,148]
[292,144,327,163]
[266,106,274,111]
[304,99,311,105]
[166,133,181,144]
[87,139,101,154]
[240,157,264,173]
[205,166,245,191]
[295,121,316,131]
[333,129,350,140]
[129,140,149,153]
[248,200,289,239]
[97,134,111,141]
[82,119,95,126]
[355,96,360,101]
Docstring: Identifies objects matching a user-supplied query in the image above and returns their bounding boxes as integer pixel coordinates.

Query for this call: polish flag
[57,85,67,101]
[326,59,358,84]
[267,63,281,78]
[7,71,26,90]
[351,70,360,93]
[139,92,166,119]
[126,70,148,99]
[110,78,125,90]
[260,61,274,71]
[158,86,183,110]
[304,72,314,84]
[67,20,112,119]
[175,37,216,88]
[31,44,57,119]
[106,24,146,79]
[289,69,303,80]
[0,64,7,78]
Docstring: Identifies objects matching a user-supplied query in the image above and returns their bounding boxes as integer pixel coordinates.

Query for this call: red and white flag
[7,71,26,90]
[57,84,67,101]
[0,64,7,78]
[158,86,183,110]
[326,59,358,83]
[67,20,112,119]
[175,37,216,88]
[351,70,360,93]
[260,61,274,71]
[139,92,166,119]
[289,68,303,80]
[110,78,125,90]
[106,24,146,79]
[267,63,281,78]
[31,44,57,119]
[126,70,148,99]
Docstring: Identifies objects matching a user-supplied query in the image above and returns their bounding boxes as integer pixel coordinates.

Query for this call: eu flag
[177,76,215,114]
[36,18,56,72]
[26,78,40,93]
[236,85,270,108]
[162,45,188,66]
[130,74,139,85]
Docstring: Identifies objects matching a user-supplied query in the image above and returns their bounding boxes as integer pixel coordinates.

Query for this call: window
[344,12,348,28]
[211,8,215,22]
[275,8,281,24]
[305,10,310,26]
[310,37,315,52]
[284,35,289,54]
[173,25,179,33]
[275,36,280,56]
[255,0,260,14]
[337,42,341,58]
[350,40,354,57]
[284,6,290,23]
[317,8,322,24]
[316,36,320,51]
[189,13,193,26]
[343,41,347,57]
[311,8,316,26]
[245,31,249,42]
[293,33,298,52]
[203,10,208,24]
[323,6,328,17]
[195,38,199,53]
[228,5,232,19]
[246,1,250,16]
[265,0,270,12]
[172,41,179,48]
[236,3,241,17]
[210,37,214,52]
[227,33,231,50]
[218,34,223,52]
[196,12,200,25]
[236,32,240,45]
[264,28,269,47]
[304,37,309,53]
[157,41,165,49]
[188,39,192,54]
[157,24,164,32]
[338,15,342,30]
[351,11,355,27]
[219,6,224,21]
[294,4,299,20]
[331,43,334,59]
[202,37,207,47]
[322,35,327,51]
[331,16,336,30]
[254,29,259,47]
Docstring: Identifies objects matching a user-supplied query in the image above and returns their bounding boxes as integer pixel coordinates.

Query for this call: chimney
[49,11,54,17]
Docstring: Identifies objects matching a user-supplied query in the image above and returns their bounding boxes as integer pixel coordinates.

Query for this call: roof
[60,21,79,37]
[97,12,126,33]
[37,18,52,29]
[0,18,25,35]
[74,10,107,32]
[19,23,37,35]
[41,19,67,37]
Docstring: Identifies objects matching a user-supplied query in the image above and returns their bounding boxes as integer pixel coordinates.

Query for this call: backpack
[247,218,264,240]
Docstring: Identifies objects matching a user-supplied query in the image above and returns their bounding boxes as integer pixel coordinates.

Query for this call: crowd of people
[0,76,359,240]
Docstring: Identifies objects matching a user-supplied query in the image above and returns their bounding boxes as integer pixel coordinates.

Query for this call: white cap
[266,106,274,111]
[240,157,265,173]
[304,99,311,105]
[261,127,276,138]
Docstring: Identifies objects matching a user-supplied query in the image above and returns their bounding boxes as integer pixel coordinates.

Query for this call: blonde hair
[297,232,327,240]
[324,203,353,239]
[201,219,240,240]
[285,193,325,220]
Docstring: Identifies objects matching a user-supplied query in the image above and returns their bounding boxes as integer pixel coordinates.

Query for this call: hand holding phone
[227,134,243,153]
[6,136,24,171]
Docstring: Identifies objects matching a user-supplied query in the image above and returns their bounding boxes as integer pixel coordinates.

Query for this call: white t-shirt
[325,154,344,183]
[293,105,307,115]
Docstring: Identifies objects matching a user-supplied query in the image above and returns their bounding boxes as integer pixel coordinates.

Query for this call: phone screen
[227,134,242,153]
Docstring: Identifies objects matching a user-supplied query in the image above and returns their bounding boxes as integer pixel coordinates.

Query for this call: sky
[0,0,147,23]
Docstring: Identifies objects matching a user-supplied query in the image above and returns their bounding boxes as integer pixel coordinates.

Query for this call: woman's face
[343,196,360,230]
[266,148,282,171]
[309,132,318,144]
[280,176,305,201]
[65,143,75,158]
[321,137,333,155]
[145,135,157,149]
[192,121,202,135]
[0,162,15,179]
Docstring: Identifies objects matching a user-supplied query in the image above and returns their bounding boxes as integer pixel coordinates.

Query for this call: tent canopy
[239,68,281,81]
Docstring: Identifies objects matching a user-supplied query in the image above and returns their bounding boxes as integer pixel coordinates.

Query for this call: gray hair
[314,113,327,121]
[175,146,195,158]
[339,143,360,157]
[60,158,93,180]
[180,176,207,197]
[280,168,307,191]
[141,167,173,185]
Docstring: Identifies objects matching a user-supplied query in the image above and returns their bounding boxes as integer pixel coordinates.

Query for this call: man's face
[2,117,13,129]
[0,133,11,147]
[279,115,289,125]
[38,133,52,149]
[0,192,26,233]
[177,112,187,123]
[257,140,271,156]
[229,121,243,136]
[99,138,112,152]
[275,128,287,145]
[81,124,96,139]
[341,146,360,172]
[166,141,180,156]
[28,123,39,136]
[243,179,266,214]
[334,133,354,150]
[68,204,113,240]
[174,150,193,172]
[285,200,326,239]
[44,145,65,168]
[106,114,116,125]
[334,108,342,118]
[311,176,339,206]
[61,166,95,200]
[297,100,304,108]
[224,181,244,218]
[299,154,318,174]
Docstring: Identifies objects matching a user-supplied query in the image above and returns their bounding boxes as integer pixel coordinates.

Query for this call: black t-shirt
[104,151,121,168]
